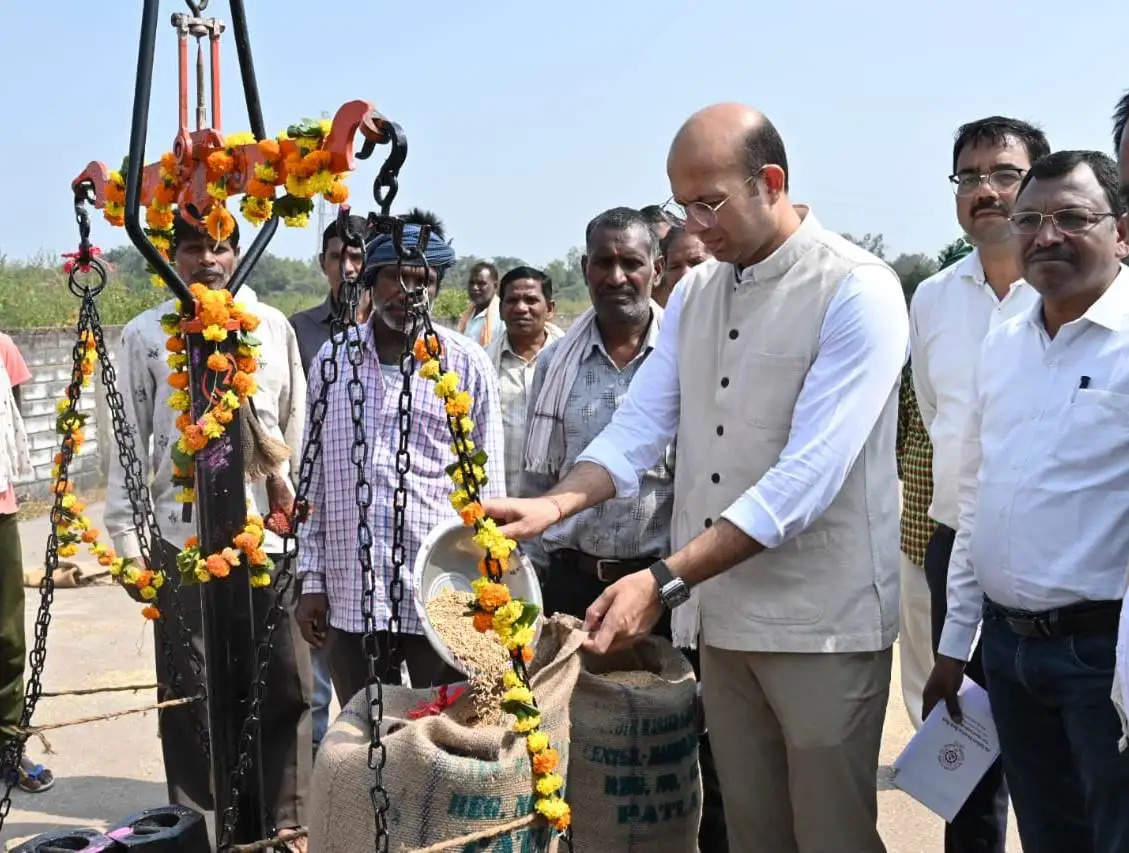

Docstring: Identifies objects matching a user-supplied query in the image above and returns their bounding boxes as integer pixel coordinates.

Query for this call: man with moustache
[296,209,505,700]
[457,260,502,348]
[914,116,1048,852]
[928,150,1129,853]
[655,225,712,307]
[105,214,310,843]
[486,104,906,852]
[521,207,673,635]
[485,265,563,497]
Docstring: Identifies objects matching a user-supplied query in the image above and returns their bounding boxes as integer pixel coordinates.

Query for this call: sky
[2,0,1124,267]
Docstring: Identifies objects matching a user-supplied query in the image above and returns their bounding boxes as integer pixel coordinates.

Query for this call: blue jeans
[311,644,332,748]
[981,611,1129,853]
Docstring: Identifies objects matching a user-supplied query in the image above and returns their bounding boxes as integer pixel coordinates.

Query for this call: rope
[404,814,538,852]
[40,682,159,697]
[227,826,308,852]
[10,695,201,735]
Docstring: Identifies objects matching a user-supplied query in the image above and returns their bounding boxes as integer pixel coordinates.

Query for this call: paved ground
[1,505,1022,851]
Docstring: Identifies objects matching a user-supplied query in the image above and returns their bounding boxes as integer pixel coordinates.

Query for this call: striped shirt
[296,322,505,634]
[897,367,935,566]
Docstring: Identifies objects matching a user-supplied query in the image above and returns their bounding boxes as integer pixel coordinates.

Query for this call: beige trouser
[701,643,891,853]
[898,551,934,730]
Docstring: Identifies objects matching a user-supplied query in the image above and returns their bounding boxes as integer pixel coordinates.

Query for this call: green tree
[936,237,973,270]
[840,232,887,260]
[889,252,939,303]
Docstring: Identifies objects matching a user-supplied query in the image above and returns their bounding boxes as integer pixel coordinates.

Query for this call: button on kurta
[716,425,724,436]
[729,329,739,340]
[711,473,720,483]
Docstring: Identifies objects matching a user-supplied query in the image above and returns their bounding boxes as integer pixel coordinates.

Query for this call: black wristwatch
[649,559,691,609]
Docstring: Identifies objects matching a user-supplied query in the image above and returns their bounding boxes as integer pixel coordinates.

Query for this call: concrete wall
[6,326,123,500]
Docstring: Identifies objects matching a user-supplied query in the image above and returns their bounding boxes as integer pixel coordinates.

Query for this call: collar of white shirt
[953,248,1031,301]
[1021,264,1129,334]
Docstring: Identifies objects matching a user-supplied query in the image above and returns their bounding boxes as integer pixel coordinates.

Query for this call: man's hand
[922,654,967,723]
[581,569,663,654]
[482,496,563,541]
[296,592,329,649]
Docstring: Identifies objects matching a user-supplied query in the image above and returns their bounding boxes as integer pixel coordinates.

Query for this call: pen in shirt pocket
[1072,375,1092,401]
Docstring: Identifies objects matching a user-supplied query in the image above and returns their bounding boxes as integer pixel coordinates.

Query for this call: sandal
[17,756,54,793]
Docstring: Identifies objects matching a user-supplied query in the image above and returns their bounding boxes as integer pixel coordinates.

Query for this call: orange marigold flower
[477,558,490,577]
[258,139,280,160]
[167,371,189,390]
[246,177,275,199]
[183,425,208,452]
[214,407,233,424]
[231,372,257,396]
[185,536,199,548]
[459,502,486,526]
[206,150,235,181]
[135,569,154,589]
[81,528,100,543]
[521,645,535,664]
[176,412,192,432]
[477,582,511,612]
[235,355,258,373]
[472,610,494,633]
[239,312,260,332]
[532,748,560,776]
[233,532,258,552]
[325,181,349,205]
[145,206,174,230]
[206,554,230,578]
[445,391,472,418]
[247,547,268,566]
[200,304,230,328]
[206,352,229,372]
[551,807,571,832]
[142,605,161,620]
[205,205,235,243]
[98,554,114,566]
[413,335,443,362]
[166,335,186,353]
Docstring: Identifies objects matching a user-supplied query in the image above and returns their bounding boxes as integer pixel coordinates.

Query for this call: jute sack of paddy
[567,627,702,852]
[310,616,586,853]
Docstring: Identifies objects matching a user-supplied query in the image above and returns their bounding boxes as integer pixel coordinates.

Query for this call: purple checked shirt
[296,322,505,635]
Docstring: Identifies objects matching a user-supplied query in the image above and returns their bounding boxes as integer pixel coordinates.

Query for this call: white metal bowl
[413,516,544,675]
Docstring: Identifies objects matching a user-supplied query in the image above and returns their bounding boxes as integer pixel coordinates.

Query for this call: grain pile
[426,587,511,726]
[599,670,663,687]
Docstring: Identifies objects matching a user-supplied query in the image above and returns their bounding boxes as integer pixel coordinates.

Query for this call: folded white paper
[891,679,1000,822]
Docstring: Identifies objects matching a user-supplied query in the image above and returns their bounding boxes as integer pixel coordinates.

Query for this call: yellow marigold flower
[61,494,76,509]
[151,572,164,589]
[58,544,78,558]
[526,731,549,754]
[167,353,188,370]
[510,625,535,650]
[535,772,563,797]
[194,566,211,584]
[458,416,475,435]
[283,212,309,228]
[492,600,524,635]
[168,390,191,411]
[450,437,477,455]
[123,565,140,584]
[535,796,571,829]
[445,391,472,418]
[503,686,533,705]
[433,372,459,399]
[201,415,224,439]
[140,586,157,601]
[419,359,441,381]
[513,714,541,734]
[225,130,256,146]
[449,489,470,511]
[503,670,522,690]
[56,398,70,413]
[222,390,241,409]
[253,162,277,182]
[175,488,195,503]
[203,324,227,342]
[109,558,124,577]
[250,572,272,588]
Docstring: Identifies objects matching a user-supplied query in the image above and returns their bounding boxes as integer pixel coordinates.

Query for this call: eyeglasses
[948,168,1025,197]
[1008,208,1118,236]
[661,174,758,228]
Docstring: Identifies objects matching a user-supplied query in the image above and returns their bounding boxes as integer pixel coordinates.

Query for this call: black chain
[88,312,210,758]
[0,288,96,832]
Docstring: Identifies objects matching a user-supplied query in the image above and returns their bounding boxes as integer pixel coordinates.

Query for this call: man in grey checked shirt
[295,210,505,702]
[522,207,673,638]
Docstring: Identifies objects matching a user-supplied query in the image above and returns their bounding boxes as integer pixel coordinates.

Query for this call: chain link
[0,296,94,831]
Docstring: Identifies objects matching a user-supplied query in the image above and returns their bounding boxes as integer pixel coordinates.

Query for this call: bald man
[486,103,907,851]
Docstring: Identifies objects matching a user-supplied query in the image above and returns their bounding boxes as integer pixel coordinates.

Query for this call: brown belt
[549,549,658,583]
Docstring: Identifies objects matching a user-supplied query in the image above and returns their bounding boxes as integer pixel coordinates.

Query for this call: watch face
[661,579,690,608]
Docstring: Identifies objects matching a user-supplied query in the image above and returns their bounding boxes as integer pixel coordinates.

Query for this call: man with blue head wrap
[295,208,507,699]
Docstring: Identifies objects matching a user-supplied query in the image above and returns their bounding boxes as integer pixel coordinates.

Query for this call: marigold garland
[164,283,261,508]
[53,334,164,620]
[175,516,274,588]
[415,332,571,833]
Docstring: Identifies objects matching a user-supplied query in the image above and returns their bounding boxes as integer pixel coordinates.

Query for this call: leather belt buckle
[596,559,619,583]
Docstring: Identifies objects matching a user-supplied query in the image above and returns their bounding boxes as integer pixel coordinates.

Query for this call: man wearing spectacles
[913,116,1048,853]
[485,102,907,852]
[928,150,1129,853]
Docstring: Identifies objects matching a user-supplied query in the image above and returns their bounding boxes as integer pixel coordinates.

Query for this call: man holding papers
[923,150,1129,853]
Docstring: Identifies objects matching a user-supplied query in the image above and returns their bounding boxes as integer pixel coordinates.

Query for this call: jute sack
[310,617,586,853]
[568,632,702,852]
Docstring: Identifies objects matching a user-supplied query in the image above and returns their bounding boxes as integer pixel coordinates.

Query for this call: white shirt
[939,266,1129,662]
[579,259,909,551]
[910,249,1037,529]
[105,288,306,558]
